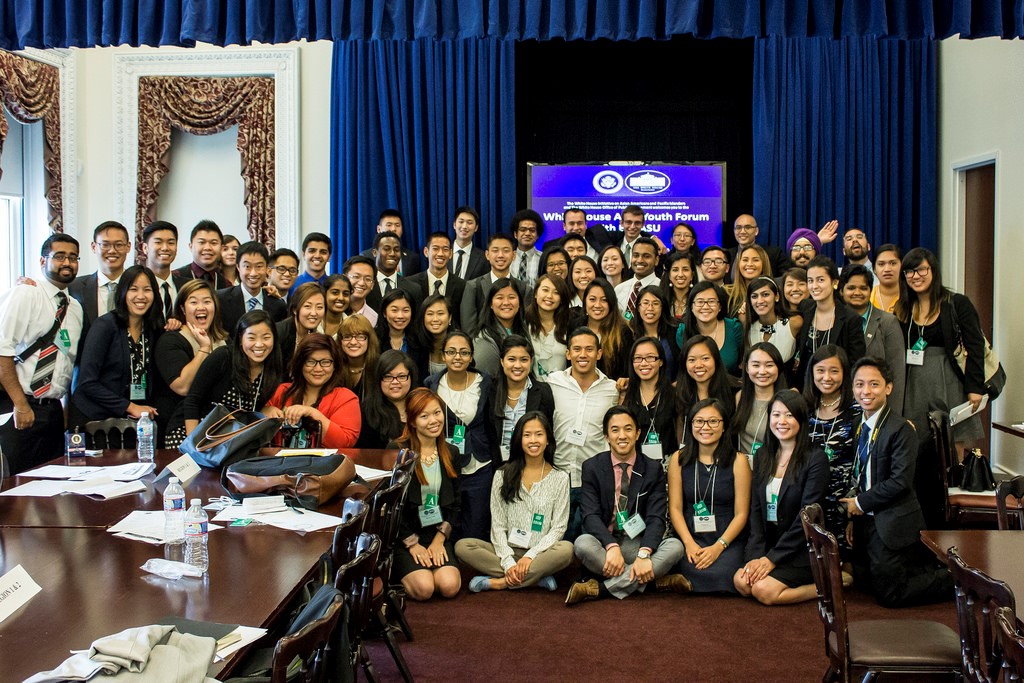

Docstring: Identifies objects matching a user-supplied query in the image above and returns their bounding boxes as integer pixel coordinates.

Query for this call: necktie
[455,250,465,279]
[162,283,172,321]
[517,253,528,281]
[104,281,117,314]
[627,280,642,315]
[433,279,443,296]
[30,293,68,398]
[624,242,632,266]
[617,462,631,513]
[857,424,871,485]
[247,296,259,311]
[384,277,395,294]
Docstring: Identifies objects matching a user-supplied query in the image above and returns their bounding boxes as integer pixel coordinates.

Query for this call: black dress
[676,458,747,593]
[807,403,861,556]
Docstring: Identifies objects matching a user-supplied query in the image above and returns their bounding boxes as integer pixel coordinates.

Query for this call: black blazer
[793,299,866,382]
[897,293,986,396]
[172,263,231,291]
[68,272,101,329]
[217,286,289,336]
[449,245,489,281]
[398,271,467,329]
[579,450,667,551]
[71,313,157,424]
[623,388,678,459]
[275,318,299,369]
[423,370,498,471]
[460,274,530,335]
[854,405,926,550]
[388,439,460,543]
[745,446,829,566]
[491,379,556,446]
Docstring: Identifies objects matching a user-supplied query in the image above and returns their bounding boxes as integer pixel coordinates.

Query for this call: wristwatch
[637,549,652,560]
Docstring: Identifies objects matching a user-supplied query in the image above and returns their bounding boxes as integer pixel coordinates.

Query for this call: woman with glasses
[425,331,497,541]
[629,287,680,381]
[357,349,417,449]
[263,333,360,448]
[276,282,326,367]
[668,222,701,263]
[337,314,379,396]
[491,336,554,463]
[539,246,570,282]
[668,398,751,593]
[622,337,678,463]
[524,274,572,380]
[676,281,744,375]
[743,277,801,364]
[412,294,454,378]
[598,244,630,289]
[733,343,788,469]
[322,273,351,338]
[660,251,699,324]
[895,247,987,447]
[734,390,828,605]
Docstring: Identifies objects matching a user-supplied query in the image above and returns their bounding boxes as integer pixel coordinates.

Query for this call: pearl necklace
[819,395,841,409]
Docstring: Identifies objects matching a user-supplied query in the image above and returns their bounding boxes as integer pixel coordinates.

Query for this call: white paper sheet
[213,626,268,662]
[0,480,70,497]
[19,465,104,479]
[108,510,223,544]
[355,464,391,481]
[211,505,343,532]
[274,448,338,457]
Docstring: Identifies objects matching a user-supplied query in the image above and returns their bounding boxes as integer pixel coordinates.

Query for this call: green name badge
[912,337,928,351]
[751,440,763,456]
[824,445,835,461]
[58,329,71,349]
[424,493,438,508]
[615,509,629,529]
[646,431,660,445]
[531,512,544,533]
[452,424,466,444]
[693,500,709,516]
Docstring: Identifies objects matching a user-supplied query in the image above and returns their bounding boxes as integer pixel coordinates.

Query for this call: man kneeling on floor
[567,405,689,604]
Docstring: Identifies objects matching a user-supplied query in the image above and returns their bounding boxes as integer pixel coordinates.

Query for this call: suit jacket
[217,286,289,336]
[490,379,556,432]
[854,406,926,550]
[579,450,667,552]
[172,263,230,291]
[449,245,489,281]
[276,318,299,368]
[398,271,467,330]
[793,299,866,382]
[423,370,498,470]
[359,247,423,277]
[746,447,829,566]
[71,313,158,424]
[864,306,906,415]
[68,272,101,330]
[460,274,530,335]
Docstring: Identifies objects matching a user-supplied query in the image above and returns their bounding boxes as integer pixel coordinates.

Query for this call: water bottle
[137,412,155,463]
[163,477,186,545]
[184,498,209,573]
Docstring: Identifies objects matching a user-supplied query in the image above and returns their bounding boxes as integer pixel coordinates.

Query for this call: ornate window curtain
[0,50,62,231]
[136,75,275,259]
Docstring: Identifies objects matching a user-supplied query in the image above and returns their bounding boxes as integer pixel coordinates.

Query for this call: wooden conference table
[0,448,398,681]
[921,529,1024,600]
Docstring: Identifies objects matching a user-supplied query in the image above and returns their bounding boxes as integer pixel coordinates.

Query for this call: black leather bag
[961,448,996,492]
[179,404,282,470]
[222,454,356,509]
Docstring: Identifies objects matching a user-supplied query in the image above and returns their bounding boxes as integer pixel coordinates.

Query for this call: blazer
[423,370,498,471]
[579,450,668,552]
[275,318,300,368]
[449,244,489,281]
[218,286,289,336]
[492,379,556,436]
[745,446,829,566]
[854,405,927,550]
[68,272,101,329]
[359,247,423,277]
[793,299,866,381]
[71,313,157,424]
[172,263,231,291]
[863,306,906,415]
[389,438,460,544]
[897,293,986,396]
[460,274,530,335]
[623,387,678,460]
[398,271,467,329]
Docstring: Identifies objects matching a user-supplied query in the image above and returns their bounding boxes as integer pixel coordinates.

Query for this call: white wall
[938,37,1024,473]
[69,40,333,273]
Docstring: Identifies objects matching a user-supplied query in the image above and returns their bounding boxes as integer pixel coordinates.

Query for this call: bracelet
[197,349,210,355]
[717,538,729,549]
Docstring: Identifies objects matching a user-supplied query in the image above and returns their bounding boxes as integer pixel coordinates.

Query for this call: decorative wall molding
[19,47,76,236]
[112,47,299,249]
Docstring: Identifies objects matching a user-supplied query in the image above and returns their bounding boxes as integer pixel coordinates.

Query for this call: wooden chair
[949,546,1017,682]
[995,606,1024,681]
[331,499,369,568]
[801,504,962,682]
[391,448,418,487]
[334,532,381,682]
[996,476,1024,530]
[269,588,345,683]
[928,409,998,527]
[84,417,137,450]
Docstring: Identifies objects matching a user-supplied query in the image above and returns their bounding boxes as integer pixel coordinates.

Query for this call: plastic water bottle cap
[169,477,179,484]
[141,412,149,418]
[190,499,201,506]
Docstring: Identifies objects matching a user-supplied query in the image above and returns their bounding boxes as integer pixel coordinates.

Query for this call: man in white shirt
[547,327,620,540]
[450,206,489,281]
[0,234,84,474]
[614,237,660,318]
[372,231,403,303]
[141,220,189,322]
[68,220,130,329]
[509,209,544,289]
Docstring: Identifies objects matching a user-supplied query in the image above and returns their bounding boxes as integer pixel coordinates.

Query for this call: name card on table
[0,564,42,624]
[158,454,201,487]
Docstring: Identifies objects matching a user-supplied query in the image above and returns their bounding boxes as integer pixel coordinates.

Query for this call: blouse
[266,383,361,449]
[489,466,570,571]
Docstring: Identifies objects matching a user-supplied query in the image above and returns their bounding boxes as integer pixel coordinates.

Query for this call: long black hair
[374,288,417,347]
[894,247,948,324]
[629,284,676,342]
[362,349,418,441]
[523,273,573,345]
[733,342,788,447]
[801,344,854,411]
[754,390,812,485]
[499,411,557,504]
[231,310,283,409]
[674,334,735,420]
[492,334,537,420]
[411,293,452,352]
[677,398,736,469]
[113,265,164,333]
[623,335,672,410]
[477,277,527,342]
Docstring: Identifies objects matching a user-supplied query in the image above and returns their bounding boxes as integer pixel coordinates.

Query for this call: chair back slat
[84,418,138,450]
[996,477,1024,531]
[995,606,1024,681]
[801,503,850,682]
[949,546,1017,683]
[271,592,344,683]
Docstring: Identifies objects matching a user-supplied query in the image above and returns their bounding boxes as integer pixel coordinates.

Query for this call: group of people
[0,205,988,609]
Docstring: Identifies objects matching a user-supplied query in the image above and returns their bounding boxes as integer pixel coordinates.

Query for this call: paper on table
[20,465,103,479]
[76,463,155,481]
[0,480,70,497]
[214,626,268,662]
[108,510,224,544]
[63,477,147,499]
[355,464,391,481]
[275,448,338,457]
[211,505,343,532]
[0,564,42,625]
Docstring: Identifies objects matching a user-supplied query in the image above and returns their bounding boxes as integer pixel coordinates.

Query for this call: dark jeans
[0,394,64,474]
[564,486,583,542]
[455,463,494,542]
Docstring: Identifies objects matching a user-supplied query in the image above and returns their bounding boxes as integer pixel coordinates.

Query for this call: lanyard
[737,403,768,452]
[852,409,889,483]
[694,462,717,515]
[129,330,148,383]
[810,308,835,352]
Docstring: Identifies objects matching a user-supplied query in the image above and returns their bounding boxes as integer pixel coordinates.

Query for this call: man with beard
[0,234,84,473]
[786,228,823,269]
[841,228,878,285]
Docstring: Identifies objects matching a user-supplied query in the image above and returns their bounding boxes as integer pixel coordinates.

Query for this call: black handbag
[179,404,282,469]
[960,448,996,492]
[221,454,356,509]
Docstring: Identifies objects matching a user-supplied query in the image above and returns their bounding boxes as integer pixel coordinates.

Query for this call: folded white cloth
[24,624,217,683]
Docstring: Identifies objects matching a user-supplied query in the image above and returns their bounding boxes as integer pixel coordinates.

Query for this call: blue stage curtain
[330,37,516,264]
[751,36,937,254]
[3,1,1024,49]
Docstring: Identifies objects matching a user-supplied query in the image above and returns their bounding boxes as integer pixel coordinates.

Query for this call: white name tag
[767,501,778,523]
[693,514,717,533]
[164,453,201,486]
[622,513,647,539]
[418,505,443,527]
[508,528,531,548]
[906,349,925,366]
[640,443,661,460]
[566,426,587,447]
[0,564,42,625]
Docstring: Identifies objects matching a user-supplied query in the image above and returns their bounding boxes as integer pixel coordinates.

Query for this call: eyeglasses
[49,253,79,263]
[701,258,727,267]
[273,266,299,276]
[692,298,719,308]
[734,224,757,233]
[632,355,660,365]
[692,417,724,428]
[96,241,129,252]
[903,265,931,279]
[341,333,368,342]
[791,244,816,253]
[638,299,662,308]
[303,358,335,369]
[444,349,473,359]
[383,373,411,384]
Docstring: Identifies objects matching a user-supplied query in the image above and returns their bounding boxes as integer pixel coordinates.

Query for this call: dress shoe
[565,579,600,606]
[655,573,693,594]
[842,571,854,588]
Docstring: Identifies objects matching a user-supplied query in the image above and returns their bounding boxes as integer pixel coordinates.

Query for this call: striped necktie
[627,280,642,315]
[29,292,68,398]
[247,296,259,311]
[162,283,172,321]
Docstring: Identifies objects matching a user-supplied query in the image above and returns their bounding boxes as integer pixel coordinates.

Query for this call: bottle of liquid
[163,477,185,545]
[137,412,155,463]
[184,498,209,573]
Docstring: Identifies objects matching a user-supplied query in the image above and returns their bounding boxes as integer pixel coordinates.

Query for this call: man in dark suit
[68,220,132,332]
[141,221,190,322]
[566,405,689,604]
[541,207,614,260]
[217,241,289,335]
[399,232,466,329]
[171,219,230,290]
[460,233,529,334]
[449,206,489,281]
[840,357,953,608]
[359,209,422,276]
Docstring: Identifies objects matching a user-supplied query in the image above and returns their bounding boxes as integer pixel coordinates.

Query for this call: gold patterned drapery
[136,76,276,262]
[0,50,62,232]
